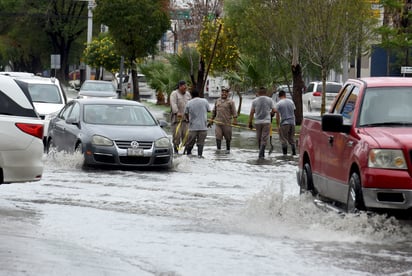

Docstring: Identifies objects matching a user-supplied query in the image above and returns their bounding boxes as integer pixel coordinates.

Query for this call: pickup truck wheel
[346,172,366,213]
[300,163,314,195]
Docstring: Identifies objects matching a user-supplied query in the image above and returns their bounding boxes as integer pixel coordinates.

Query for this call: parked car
[46,98,173,169]
[77,80,118,99]
[302,81,342,112]
[0,75,43,184]
[117,73,155,98]
[272,84,293,103]
[12,76,67,144]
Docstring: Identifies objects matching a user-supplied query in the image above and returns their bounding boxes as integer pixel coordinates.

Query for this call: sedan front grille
[115,140,152,150]
[119,156,151,165]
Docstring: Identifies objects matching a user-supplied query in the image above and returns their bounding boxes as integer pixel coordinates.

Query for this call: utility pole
[86,0,95,80]
[76,0,95,80]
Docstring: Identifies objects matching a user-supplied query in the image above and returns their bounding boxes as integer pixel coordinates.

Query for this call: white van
[204,76,229,98]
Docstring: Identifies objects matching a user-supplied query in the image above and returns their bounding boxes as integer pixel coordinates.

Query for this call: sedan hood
[84,124,168,141]
[363,127,412,148]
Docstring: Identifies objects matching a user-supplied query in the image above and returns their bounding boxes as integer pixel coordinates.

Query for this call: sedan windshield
[84,104,157,126]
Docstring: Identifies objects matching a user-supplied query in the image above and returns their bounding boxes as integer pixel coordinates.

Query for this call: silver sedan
[47,98,173,169]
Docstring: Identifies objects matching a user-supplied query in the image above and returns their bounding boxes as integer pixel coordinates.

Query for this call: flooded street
[1,94,412,275]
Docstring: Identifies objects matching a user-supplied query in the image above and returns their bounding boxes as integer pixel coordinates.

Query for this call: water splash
[227,183,412,244]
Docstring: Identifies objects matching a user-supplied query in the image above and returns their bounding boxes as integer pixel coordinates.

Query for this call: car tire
[75,141,88,168]
[346,172,366,213]
[300,162,315,195]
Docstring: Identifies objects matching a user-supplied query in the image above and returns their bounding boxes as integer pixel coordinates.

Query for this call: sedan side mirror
[66,117,80,126]
[158,120,168,128]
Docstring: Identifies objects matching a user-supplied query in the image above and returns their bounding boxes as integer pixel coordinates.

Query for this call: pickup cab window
[341,87,359,124]
[332,84,359,124]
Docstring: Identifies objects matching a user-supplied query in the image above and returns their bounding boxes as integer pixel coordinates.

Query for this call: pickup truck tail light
[15,123,43,140]
[313,92,322,96]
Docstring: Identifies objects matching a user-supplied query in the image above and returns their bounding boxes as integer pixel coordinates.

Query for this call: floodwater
[0,93,411,275]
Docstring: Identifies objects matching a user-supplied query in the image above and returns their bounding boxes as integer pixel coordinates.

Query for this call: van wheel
[346,172,366,213]
[300,163,315,195]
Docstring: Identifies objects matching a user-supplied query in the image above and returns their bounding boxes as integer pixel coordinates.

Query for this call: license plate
[127,148,144,156]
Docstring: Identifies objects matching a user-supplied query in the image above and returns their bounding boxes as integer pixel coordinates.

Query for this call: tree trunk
[236,90,242,117]
[196,58,205,97]
[292,64,305,125]
[321,68,327,115]
[131,67,140,102]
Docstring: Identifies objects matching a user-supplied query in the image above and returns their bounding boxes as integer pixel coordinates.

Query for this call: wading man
[208,87,237,153]
[170,80,191,154]
[248,87,276,159]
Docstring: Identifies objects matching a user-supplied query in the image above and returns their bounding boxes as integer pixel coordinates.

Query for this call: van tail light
[15,123,43,139]
[313,92,322,97]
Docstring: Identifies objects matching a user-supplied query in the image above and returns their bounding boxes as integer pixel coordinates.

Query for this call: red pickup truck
[297,77,412,213]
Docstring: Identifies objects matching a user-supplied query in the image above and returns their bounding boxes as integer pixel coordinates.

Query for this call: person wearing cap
[208,87,237,153]
[170,80,191,154]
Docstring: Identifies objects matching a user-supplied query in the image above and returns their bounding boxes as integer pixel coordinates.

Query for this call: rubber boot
[197,145,204,158]
[216,139,222,150]
[226,140,231,154]
[282,145,287,155]
[259,145,265,159]
[174,145,179,154]
[291,144,296,156]
[186,146,192,155]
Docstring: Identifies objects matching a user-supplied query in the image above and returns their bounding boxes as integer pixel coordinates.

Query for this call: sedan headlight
[368,149,407,169]
[155,137,171,148]
[91,135,113,146]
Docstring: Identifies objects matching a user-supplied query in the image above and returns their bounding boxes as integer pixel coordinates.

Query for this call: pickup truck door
[324,85,360,202]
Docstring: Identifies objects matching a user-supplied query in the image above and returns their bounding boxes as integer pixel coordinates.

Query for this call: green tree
[94,0,170,102]
[225,0,300,119]
[138,59,184,105]
[376,0,412,75]
[197,18,239,76]
[0,0,88,81]
[300,0,375,114]
[83,34,122,80]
